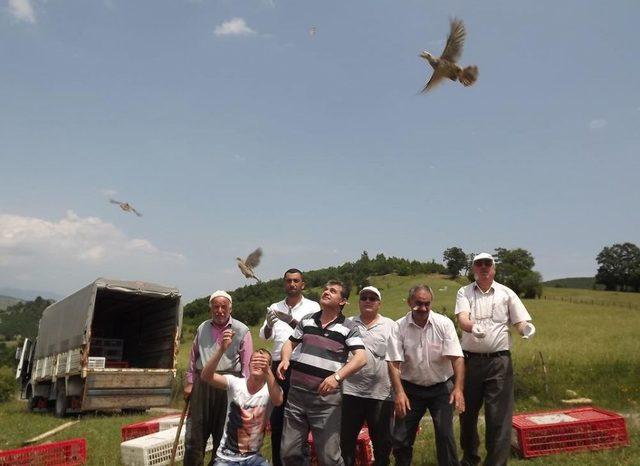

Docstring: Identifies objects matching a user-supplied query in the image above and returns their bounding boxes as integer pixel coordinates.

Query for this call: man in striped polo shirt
[277,280,367,466]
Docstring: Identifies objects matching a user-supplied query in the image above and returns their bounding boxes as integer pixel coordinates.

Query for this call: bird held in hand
[237,248,262,282]
[419,18,478,93]
[110,199,142,217]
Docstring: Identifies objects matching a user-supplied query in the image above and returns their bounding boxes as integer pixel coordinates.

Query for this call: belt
[464,350,510,359]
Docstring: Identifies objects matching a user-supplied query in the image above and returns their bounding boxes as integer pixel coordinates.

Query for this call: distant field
[2,275,639,464]
[543,277,599,290]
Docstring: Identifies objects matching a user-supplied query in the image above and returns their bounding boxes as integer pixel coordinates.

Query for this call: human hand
[276,360,289,380]
[522,322,536,340]
[318,375,340,395]
[471,323,486,339]
[449,387,465,413]
[266,309,278,328]
[183,383,192,401]
[220,329,234,351]
[394,392,411,418]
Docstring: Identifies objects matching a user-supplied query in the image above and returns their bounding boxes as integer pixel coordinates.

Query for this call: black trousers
[269,360,290,466]
[184,375,228,466]
[459,354,514,466]
[340,393,394,466]
[392,379,459,466]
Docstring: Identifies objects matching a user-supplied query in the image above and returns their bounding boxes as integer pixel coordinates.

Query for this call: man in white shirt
[455,253,536,466]
[201,329,283,466]
[388,285,465,466]
[258,268,320,466]
[341,286,395,466]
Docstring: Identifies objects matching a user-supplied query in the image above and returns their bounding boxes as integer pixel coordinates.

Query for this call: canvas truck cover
[35,278,181,359]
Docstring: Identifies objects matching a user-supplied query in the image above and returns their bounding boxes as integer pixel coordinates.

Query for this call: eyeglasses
[359,296,379,302]
[474,259,493,267]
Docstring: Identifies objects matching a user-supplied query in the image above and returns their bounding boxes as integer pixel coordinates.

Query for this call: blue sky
[1,0,638,301]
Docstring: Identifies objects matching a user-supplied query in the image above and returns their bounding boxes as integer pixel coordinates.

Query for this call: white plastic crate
[88,356,106,370]
[158,415,181,431]
[121,426,213,466]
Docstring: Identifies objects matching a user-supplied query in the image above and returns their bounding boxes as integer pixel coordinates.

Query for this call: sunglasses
[359,296,380,302]
[474,259,493,267]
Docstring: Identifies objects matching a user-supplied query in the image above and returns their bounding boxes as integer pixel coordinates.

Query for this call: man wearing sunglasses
[388,285,465,466]
[455,253,535,466]
[340,286,395,466]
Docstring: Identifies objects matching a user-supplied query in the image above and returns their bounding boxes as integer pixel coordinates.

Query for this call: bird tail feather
[459,66,478,86]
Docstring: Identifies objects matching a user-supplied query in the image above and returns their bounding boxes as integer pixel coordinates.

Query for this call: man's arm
[264,361,284,406]
[240,330,254,378]
[388,361,411,418]
[455,288,474,333]
[200,329,234,390]
[184,331,200,400]
[317,347,367,396]
[456,311,474,333]
[276,339,299,380]
[447,356,465,413]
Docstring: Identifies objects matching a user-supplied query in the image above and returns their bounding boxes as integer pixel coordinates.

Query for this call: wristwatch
[333,372,342,383]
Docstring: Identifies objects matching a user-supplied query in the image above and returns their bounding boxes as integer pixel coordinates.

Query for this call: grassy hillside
[2,276,639,464]
[0,295,22,311]
[544,277,600,290]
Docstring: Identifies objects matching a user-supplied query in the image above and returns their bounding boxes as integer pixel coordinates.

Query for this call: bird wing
[244,247,262,268]
[109,199,123,205]
[440,18,466,63]
[421,69,446,93]
[131,207,142,217]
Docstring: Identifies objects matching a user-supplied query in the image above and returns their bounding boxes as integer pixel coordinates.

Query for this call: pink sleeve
[240,331,254,378]
[186,332,200,384]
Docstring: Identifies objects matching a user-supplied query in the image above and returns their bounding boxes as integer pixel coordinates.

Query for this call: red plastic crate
[512,407,629,458]
[0,438,86,466]
[120,414,181,441]
[308,427,373,465]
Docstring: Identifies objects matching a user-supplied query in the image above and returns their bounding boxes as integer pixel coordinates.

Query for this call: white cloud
[589,118,607,130]
[8,0,35,24]
[0,211,185,268]
[214,18,256,37]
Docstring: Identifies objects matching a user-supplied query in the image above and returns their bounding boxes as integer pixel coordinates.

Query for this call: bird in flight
[237,248,262,282]
[309,26,317,38]
[419,18,478,93]
[109,199,142,217]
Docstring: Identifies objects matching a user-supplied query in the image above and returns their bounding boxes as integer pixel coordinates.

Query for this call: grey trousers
[392,379,459,466]
[459,354,514,466]
[184,376,228,466]
[281,386,344,466]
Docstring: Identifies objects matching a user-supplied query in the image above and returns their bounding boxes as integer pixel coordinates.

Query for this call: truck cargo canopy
[35,278,181,359]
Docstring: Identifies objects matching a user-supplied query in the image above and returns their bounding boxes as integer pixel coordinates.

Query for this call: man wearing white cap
[455,253,535,466]
[184,290,254,466]
[340,286,395,466]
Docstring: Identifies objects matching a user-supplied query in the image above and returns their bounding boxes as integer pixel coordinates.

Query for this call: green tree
[595,242,640,291]
[494,248,542,297]
[443,247,468,278]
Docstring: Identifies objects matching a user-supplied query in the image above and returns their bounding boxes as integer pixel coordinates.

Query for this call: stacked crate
[512,407,629,458]
[90,338,124,362]
[121,414,182,441]
[121,426,213,466]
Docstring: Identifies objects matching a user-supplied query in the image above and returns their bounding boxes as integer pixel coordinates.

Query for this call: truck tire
[54,385,67,418]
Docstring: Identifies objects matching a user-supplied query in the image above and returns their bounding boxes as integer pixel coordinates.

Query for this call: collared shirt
[342,314,395,402]
[289,310,365,394]
[186,317,253,384]
[454,281,532,353]
[258,296,321,360]
[387,311,463,388]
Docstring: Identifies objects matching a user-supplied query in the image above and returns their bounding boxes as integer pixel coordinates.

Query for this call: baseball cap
[359,286,382,300]
[472,252,494,264]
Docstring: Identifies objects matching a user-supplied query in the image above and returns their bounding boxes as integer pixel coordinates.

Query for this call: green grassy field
[1,275,639,464]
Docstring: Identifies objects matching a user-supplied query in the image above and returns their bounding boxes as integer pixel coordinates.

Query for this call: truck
[15,278,183,417]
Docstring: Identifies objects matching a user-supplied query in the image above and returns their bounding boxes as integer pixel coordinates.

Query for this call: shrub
[0,366,16,403]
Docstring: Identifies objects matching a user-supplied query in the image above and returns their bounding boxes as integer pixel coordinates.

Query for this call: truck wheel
[54,385,68,418]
